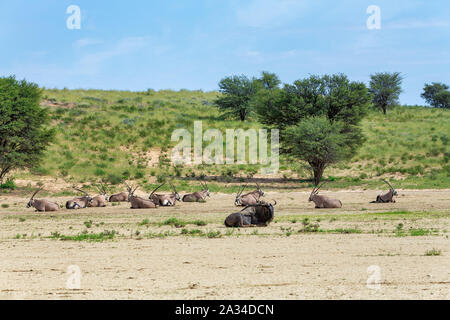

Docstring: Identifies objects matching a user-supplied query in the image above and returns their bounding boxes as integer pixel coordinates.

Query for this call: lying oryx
[108,180,132,202]
[66,187,93,209]
[308,183,342,208]
[182,182,210,202]
[371,180,398,203]
[26,186,59,212]
[89,181,108,207]
[225,200,276,228]
[128,184,158,209]
[234,182,264,206]
[150,182,181,206]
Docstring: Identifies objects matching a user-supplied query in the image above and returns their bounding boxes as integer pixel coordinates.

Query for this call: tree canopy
[369,72,403,115]
[214,71,280,121]
[284,117,350,185]
[255,74,370,129]
[421,82,450,109]
[0,76,55,183]
[214,75,261,121]
[255,73,371,185]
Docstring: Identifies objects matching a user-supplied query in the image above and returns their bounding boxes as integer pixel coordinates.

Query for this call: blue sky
[0,0,448,105]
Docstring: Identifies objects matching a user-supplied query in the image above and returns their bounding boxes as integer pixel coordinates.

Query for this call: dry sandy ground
[0,189,449,300]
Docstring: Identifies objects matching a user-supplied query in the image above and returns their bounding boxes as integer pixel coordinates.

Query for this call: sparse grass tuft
[424,248,441,256]
[160,218,186,228]
[51,230,117,242]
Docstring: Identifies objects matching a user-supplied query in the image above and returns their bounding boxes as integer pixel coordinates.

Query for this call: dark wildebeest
[234,182,264,206]
[27,187,59,212]
[308,183,342,208]
[225,200,276,228]
[371,180,398,203]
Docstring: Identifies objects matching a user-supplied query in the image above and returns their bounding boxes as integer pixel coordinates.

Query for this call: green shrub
[0,178,16,190]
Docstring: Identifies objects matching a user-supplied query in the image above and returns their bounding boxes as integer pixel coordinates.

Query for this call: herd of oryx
[26,179,398,228]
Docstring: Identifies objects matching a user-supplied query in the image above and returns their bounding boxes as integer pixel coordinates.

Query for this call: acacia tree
[214,75,261,121]
[421,82,450,109]
[285,117,348,186]
[369,72,403,115]
[0,76,54,183]
[214,71,279,121]
[255,73,371,185]
[255,71,281,90]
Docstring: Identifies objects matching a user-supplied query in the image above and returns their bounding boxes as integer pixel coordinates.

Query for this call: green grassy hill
[15,88,450,192]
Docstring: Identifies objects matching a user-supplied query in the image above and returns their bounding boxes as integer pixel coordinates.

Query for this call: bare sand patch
[0,189,448,299]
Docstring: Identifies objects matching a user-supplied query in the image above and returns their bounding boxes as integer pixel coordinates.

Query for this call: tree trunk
[240,110,246,121]
[382,104,387,115]
[311,163,325,186]
[0,167,10,185]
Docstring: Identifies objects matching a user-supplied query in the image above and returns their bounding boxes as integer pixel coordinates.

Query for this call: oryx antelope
[26,187,59,212]
[182,182,210,202]
[108,180,132,202]
[308,183,342,208]
[88,181,109,207]
[128,184,158,209]
[225,200,276,228]
[234,182,264,206]
[371,180,398,203]
[66,187,93,209]
[150,182,181,206]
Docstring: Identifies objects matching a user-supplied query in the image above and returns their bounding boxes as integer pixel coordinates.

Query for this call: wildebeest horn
[383,180,394,190]
[271,199,277,206]
[30,186,44,200]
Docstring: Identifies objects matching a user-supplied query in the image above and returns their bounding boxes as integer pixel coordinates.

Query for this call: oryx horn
[383,180,394,190]
[237,183,247,197]
[73,187,89,196]
[122,180,132,192]
[30,186,44,200]
[149,183,165,197]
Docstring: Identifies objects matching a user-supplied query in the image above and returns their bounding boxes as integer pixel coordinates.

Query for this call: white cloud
[236,0,306,28]
[73,38,103,49]
[75,36,151,75]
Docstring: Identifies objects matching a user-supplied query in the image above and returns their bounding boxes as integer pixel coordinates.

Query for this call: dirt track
[0,189,449,299]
